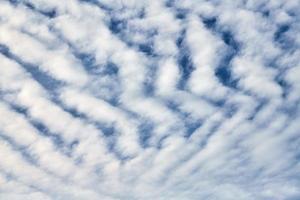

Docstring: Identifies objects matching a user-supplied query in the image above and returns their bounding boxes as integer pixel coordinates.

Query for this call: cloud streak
[0,0,300,199]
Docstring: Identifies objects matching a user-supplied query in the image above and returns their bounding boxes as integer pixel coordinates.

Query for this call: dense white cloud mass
[0,0,300,199]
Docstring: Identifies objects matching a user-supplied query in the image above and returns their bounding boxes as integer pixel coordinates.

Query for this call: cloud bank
[0,0,300,199]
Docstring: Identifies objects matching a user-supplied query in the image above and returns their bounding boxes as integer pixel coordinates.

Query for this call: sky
[0,0,300,199]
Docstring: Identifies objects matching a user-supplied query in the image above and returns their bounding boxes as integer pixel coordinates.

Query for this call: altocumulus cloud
[0,0,300,199]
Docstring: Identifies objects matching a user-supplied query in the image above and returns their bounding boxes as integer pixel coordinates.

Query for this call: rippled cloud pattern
[0,0,300,199]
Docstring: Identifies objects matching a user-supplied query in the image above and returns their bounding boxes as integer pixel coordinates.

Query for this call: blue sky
[0,0,300,199]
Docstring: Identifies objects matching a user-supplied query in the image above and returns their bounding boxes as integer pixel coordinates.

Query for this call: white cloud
[0,0,299,199]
